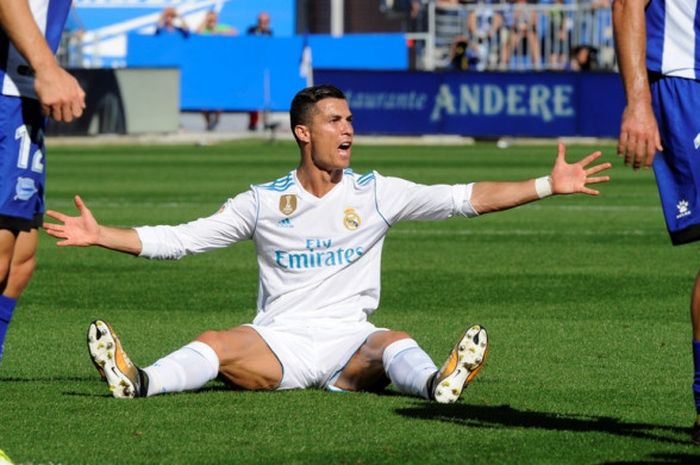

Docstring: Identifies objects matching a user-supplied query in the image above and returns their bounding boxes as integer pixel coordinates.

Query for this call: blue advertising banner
[315,70,625,137]
[126,34,408,111]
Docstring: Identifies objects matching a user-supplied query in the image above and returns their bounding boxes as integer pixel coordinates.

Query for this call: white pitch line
[391,228,662,236]
[46,200,212,209]
[528,204,659,212]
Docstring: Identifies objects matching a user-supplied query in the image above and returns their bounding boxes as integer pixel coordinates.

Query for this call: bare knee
[366,330,412,355]
[195,327,282,390]
[195,330,223,351]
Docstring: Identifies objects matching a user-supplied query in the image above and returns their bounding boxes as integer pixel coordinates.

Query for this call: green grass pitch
[1,139,699,464]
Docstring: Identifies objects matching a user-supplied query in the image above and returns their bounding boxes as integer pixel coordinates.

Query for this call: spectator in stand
[467,0,504,70]
[247,11,273,36]
[197,10,236,131]
[197,10,237,35]
[500,0,541,70]
[567,44,597,71]
[545,0,572,69]
[155,6,189,38]
[246,12,273,132]
[449,35,481,70]
[406,0,429,33]
[591,0,613,67]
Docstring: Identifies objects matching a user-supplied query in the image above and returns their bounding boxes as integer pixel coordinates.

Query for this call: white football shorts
[245,319,386,390]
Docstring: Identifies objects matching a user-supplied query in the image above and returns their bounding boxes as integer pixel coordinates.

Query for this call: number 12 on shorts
[15,124,44,173]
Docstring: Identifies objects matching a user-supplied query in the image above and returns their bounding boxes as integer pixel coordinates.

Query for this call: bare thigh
[196,325,283,390]
[333,330,411,392]
[0,229,18,288]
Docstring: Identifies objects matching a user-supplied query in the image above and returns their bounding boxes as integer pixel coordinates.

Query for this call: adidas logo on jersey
[277,218,294,228]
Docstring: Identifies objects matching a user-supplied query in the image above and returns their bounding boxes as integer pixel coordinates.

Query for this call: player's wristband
[535,176,553,199]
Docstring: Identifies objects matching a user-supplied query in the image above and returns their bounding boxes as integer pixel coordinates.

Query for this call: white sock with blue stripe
[383,338,437,399]
[143,341,220,396]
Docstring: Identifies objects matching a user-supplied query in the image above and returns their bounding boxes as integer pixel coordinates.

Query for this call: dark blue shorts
[0,95,46,231]
[651,74,700,245]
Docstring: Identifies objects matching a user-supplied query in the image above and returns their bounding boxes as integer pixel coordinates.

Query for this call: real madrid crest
[343,208,361,230]
[279,194,297,215]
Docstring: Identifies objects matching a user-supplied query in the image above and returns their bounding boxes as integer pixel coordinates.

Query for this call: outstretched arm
[0,0,85,122]
[43,196,142,255]
[469,143,611,214]
[613,0,662,170]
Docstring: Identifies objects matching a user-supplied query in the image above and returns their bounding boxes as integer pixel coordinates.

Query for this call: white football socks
[143,341,220,396]
[383,338,437,399]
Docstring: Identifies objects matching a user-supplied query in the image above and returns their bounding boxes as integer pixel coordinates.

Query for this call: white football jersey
[136,169,477,326]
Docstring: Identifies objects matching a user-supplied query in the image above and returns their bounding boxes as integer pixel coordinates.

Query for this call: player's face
[307,98,354,171]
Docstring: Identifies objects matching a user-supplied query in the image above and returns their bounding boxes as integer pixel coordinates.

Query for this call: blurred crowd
[434,0,613,71]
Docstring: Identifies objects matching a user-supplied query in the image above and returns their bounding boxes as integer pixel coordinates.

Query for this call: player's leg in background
[3,228,38,298]
[690,271,700,441]
[0,229,18,364]
[0,229,37,364]
[248,111,259,131]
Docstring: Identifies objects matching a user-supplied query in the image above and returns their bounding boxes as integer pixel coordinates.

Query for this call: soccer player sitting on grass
[43,85,611,402]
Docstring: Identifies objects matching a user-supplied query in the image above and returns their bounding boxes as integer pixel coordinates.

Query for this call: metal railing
[429,1,615,71]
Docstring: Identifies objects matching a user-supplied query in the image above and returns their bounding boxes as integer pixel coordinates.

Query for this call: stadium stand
[431,1,615,71]
[57,1,615,73]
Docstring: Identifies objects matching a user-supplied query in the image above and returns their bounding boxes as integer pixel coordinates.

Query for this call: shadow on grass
[396,403,693,446]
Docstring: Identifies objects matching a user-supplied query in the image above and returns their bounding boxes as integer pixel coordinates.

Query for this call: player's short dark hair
[289,84,346,138]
